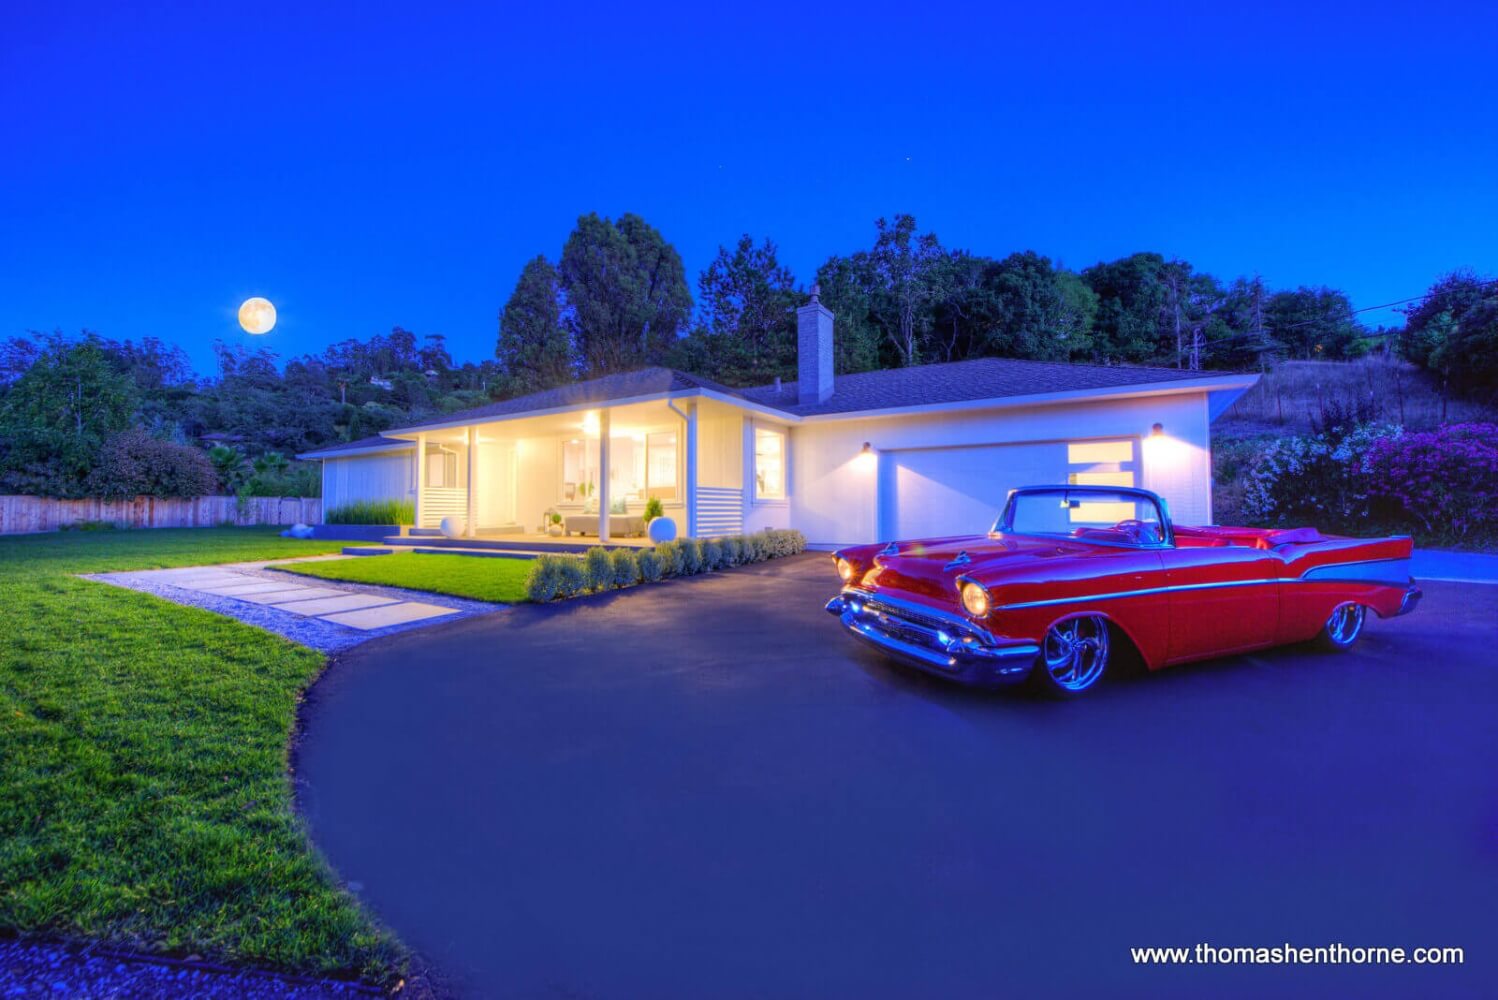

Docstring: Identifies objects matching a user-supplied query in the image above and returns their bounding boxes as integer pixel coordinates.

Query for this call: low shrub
[524,555,565,602]
[325,499,415,525]
[656,540,684,577]
[583,547,615,591]
[740,533,765,563]
[61,519,119,532]
[700,538,723,571]
[636,548,663,582]
[761,528,807,558]
[680,538,704,575]
[720,536,743,567]
[555,555,588,598]
[609,548,640,587]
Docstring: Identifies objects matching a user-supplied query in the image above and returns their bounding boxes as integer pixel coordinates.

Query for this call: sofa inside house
[563,497,646,537]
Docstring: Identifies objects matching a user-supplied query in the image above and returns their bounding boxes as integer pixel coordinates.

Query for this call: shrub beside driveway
[524,528,808,602]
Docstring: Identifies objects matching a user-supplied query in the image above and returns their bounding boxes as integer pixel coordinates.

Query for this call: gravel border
[0,938,385,999]
[82,558,508,653]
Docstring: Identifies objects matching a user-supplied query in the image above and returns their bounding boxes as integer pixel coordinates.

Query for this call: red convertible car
[825,485,1421,696]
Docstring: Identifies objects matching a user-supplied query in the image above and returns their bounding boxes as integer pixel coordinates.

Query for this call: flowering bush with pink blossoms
[1363,423,1498,539]
[1240,421,1498,542]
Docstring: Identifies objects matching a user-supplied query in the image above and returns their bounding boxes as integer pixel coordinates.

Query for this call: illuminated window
[1067,440,1135,465]
[755,427,786,500]
[561,431,679,504]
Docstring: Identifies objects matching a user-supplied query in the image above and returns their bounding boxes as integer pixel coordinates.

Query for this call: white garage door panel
[892,443,1065,539]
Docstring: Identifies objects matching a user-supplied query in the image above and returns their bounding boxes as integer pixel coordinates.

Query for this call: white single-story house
[299,290,1257,549]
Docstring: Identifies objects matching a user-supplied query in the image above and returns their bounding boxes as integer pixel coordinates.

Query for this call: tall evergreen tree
[558,212,692,377]
[497,256,574,392]
[670,236,799,386]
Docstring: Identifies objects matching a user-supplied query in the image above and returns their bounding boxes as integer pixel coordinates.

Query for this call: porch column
[465,425,477,538]
[684,401,698,538]
[597,409,611,543]
[413,432,427,532]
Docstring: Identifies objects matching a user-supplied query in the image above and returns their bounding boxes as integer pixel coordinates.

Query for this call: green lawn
[0,528,403,983]
[278,551,533,603]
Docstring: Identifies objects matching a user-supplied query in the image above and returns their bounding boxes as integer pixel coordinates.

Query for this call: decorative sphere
[439,516,465,539]
[647,516,678,544]
[238,297,277,335]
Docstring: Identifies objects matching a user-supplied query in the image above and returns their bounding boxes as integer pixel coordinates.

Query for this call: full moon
[238,297,277,335]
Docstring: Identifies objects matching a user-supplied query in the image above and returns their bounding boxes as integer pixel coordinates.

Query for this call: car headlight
[959,580,991,618]
[836,557,856,583]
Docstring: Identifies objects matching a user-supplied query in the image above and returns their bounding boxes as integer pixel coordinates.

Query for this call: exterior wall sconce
[861,442,873,455]
[1150,423,1165,437]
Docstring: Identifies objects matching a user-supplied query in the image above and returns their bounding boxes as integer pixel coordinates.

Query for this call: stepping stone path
[156,569,459,628]
[85,560,500,652]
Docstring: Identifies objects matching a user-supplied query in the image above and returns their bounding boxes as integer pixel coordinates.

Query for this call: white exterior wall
[786,392,1213,549]
[321,450,415,514]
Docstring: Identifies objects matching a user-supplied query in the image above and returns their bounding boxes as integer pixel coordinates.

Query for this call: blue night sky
[3,1,1495,374]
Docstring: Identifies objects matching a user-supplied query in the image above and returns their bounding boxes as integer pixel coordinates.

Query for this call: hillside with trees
[2,210,1493,513]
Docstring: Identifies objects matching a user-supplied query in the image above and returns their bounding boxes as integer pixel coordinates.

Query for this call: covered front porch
[387,396,763,543]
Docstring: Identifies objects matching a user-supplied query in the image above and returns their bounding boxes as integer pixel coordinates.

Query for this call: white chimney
[797,283,834,406]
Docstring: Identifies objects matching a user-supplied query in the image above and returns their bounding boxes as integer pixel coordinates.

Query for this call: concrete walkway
[88,559,502,652]
[1412,548,1498,584]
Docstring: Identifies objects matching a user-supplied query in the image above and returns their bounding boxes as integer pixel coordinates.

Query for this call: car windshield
[998,489,1167,547]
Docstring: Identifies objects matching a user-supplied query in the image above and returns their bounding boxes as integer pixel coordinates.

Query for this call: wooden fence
[0,495,322,535]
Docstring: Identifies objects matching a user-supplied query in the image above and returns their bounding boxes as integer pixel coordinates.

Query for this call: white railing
[420,486,468,529]
[695,486,745,537]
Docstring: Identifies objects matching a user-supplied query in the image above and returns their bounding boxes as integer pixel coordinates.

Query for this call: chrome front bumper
[825,588,1039,687]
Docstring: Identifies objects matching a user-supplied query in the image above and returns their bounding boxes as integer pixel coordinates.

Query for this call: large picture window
[562,430,679,504]
[754,426,786,500]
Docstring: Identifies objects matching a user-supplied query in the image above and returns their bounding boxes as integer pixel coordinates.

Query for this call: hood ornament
[944,550,972,571]
[881,541,900,557]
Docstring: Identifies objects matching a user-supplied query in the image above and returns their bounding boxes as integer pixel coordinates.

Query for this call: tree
[558,212,692,377]
[867,215,945,366]
[0,334,137,497]
[1082,253,1174,363]
[812,254,882,375]
[1401,269,1498,397]
[498,256,574,392]
[669,236,800,386]
[1266,286,1366,360]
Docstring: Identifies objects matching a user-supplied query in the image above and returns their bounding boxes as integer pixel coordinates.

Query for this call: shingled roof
[298,434,415,458]
[390,367,752,433]
[739,356,1235,417]
[365,356,1242,440]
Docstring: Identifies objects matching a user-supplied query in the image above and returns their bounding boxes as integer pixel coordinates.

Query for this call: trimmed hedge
[522,528,809,602]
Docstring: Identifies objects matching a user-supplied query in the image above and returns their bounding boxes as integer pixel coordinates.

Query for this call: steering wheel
[1114,519,1159,544]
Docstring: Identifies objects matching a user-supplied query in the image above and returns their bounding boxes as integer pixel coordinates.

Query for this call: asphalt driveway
[296,555,1498,999]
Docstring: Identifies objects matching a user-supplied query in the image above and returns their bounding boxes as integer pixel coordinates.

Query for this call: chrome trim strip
[996,566,1416,612]
[996,578,1277,611]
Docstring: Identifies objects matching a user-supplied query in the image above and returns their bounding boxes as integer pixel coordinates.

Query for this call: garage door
[889,439,1138,539]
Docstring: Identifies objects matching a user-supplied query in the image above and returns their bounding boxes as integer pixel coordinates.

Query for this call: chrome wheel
[1323,602,1366,649]
[1041,615,1110,692]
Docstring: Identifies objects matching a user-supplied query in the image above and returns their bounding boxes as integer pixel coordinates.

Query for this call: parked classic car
[825,485,1421,696]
